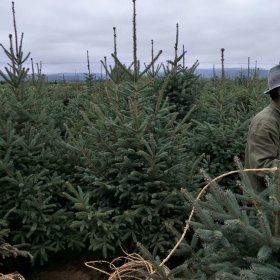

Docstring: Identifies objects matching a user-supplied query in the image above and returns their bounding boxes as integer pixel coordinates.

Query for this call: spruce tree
[0,3,86,264]
[171,160,280,279]
[188,78,265,182]
[153,24,200,120]
[64,0,200,258]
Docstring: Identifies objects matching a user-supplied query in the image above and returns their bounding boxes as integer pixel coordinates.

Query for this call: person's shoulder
[251,104,280,129]
[254,103,280,119]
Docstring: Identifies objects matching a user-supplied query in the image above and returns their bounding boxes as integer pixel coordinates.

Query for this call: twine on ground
[0,273,25,280]
[85,253,170,280]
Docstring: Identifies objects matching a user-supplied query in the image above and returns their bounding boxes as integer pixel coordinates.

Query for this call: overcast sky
[0,0,279,73]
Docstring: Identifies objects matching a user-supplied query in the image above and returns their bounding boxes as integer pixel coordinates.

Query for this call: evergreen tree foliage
[188,78,268,179]
[64,72,200,257]
[166,161,280,279]
[63,2,201,258]
[0,5,89,264]
[157,62,200,120]
[151,24,200,121]
[133,163,280,280]
[84,50,97,93]
[0,214,31,263]
[64,16,201,255]
[0,86,87,264]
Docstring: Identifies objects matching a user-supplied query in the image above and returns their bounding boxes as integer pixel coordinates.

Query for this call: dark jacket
[245,102,280,192]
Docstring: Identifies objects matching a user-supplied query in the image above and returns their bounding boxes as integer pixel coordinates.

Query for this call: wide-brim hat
[264,64,280,94]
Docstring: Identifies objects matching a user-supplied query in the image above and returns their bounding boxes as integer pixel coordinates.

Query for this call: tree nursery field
[1,1,280,280]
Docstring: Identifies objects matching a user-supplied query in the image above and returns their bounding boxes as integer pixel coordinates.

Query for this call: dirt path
[25,255,109,280]
[28,264,106,280]
[1,251,110,279]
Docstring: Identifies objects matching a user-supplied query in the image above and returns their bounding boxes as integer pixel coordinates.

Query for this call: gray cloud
[0,0,279,73]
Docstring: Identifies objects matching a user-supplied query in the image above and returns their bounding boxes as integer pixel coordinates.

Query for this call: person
[245,64,280,192]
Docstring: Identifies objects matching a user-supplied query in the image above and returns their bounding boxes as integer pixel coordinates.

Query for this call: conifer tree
[134,162,280,280]
[189,78,257,181]
[154,24,200,120]
[64,0,200,257]
[84,50,95,93]
[172,160,280,279]
[0,3,86,264]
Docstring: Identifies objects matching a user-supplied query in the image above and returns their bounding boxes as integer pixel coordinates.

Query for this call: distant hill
[44,72,104,81]
[196,68,268,79]
[43,68,269,81]
[0,68,269,82]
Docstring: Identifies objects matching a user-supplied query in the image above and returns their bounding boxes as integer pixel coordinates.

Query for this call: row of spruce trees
[2,1,280,279]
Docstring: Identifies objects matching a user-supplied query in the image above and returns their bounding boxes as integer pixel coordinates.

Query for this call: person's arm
[247,122,279,175]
